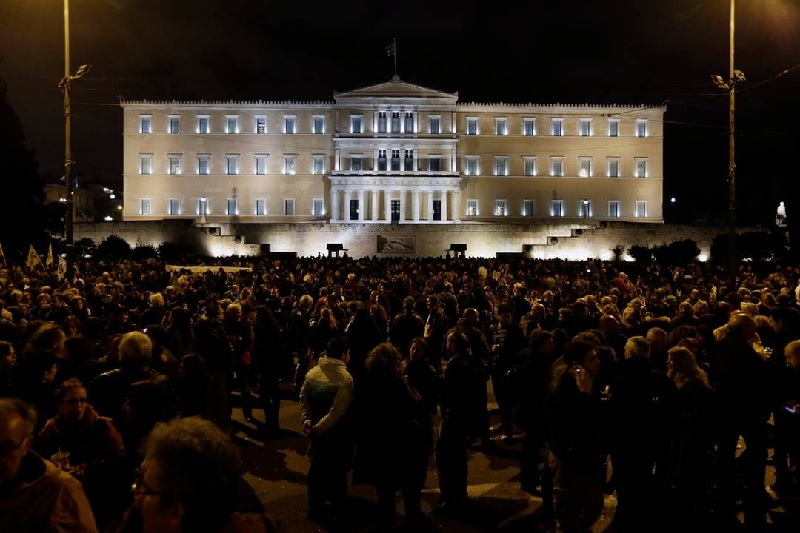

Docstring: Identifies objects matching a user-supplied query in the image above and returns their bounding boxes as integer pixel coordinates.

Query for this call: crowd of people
[0,254,799,532]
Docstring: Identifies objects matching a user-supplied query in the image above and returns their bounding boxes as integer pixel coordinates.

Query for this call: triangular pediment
[334,76,458,103]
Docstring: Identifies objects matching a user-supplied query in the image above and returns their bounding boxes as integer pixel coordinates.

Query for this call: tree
[95,235,132,259]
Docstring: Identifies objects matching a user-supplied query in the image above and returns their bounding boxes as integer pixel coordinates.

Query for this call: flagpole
[392,38,397,77]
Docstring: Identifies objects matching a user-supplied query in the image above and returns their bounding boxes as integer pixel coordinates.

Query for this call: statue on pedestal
[777,201,787,227]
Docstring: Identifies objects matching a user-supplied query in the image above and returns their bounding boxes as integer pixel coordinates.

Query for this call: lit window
[551,157,564,177]
[579,199,592,217]
[391,150,401,171]
[404,112,414,133]
[524,157,537,176]
[579,157,592,178]
[636,119,648,138]
[256,116,267,134]
[494,199,507,216]
[139,115,152,134]
[429,155,441,172]
[635,201,647,218]
[197,154,211,175]
[607,158,620,178]
[349,155,362,172]
[551,118,563,136]
[351,115,363,134]
[168,116,180,134]
[608,201,620,218]
[495,118,507,136]
[580,118,592,136]
[197,198,209,216]
[312,198,324,216]
[284,116,296,134]
[378,112,387,133]
[255,198,267,216]
[255,154,269,175]
[284,199,295,216]
[168,198,180,215]
[635,158,648,178]
[312,116,325,134]
[404,150,414,171]
[608,119,620,137]
[391,112,401,133]
[429,116,441,134]
[522,199,534,217]
[312,155,325,175]
[493,156,509,176]
[140,198,152,215]
[226,115,239,134]
[523,118,536,136]
[168,154,182,175]
[139,154,153,175]
[226,197,238,216]
[551,199,564,217]
[465,157,479,176]
[466,117,479,135]
[198,116,210,134]
[284,155,297,175]
[377,150,387,171]
[225,154,239,175]
[466,199,478,216]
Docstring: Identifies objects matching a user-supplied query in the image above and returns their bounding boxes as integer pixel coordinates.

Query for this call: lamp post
[59,0,91,281]
[713,0,745,291]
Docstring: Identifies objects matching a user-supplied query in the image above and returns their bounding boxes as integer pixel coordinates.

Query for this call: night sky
[1,0,798,225]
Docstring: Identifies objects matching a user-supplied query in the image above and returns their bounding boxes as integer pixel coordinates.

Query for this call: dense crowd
[0,255,799,532]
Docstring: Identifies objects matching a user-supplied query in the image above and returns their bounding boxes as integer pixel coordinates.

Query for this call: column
[385,190,391,221]
[452,190,461,222]
[441,190,448,222]
[358,190,365,221]
[399,190,406,222]
[330,188,339,221]
[413,191,420,221]
[427,190,434,222]
[344,191,351,222]
[372,190,379,221]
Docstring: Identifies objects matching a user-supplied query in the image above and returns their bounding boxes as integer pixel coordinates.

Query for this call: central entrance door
[391,200,400,223]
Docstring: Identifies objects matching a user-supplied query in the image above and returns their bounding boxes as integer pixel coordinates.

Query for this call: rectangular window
[391,112,401,133]
[256,116,267,134]
[227,197,238,216]
[524,157,537,176]
[377,150,387,171]
[168,154,182,175]
[284,116,296,134]
[391,150,401,171]
[495,117,507,136]
[139,154,153,175]
[226,115,239,134]
[608,119,620,137]
[636,119,648,138]
[635,158,648,178]
[255,154,269,175]
[465,157,479,176]
[579,118,592,136]
[579,199,592,217]
[312,116,325,134]
[284,199,295,216]
[225,154,239,175]
[522,199,534,217]
[378,112,387,133]
[198,154,211,175]
[198,116,210,134]
[284,155,297,175]
[579,157,592,178]
[312,198,324,216]
[349,199,359,220]
[255,198,267,216]
[607,158,620,178]
[139,115,152,134]
[551,118,564,136]
[140,198,152,215]
[312,154,325,175]
[404,150,414,171]
[551,157,564,177]
[198,198,209,216]
[168,198,180,215]
[404,112,414,133]
[350,155,362,172]
[429,116,441,134]
[429,155,441,172]
[551,199,564,217]
[466,117,479,135]
[168,115,180,134]
[466,199,478,216]
[494,156,509,176]
[523,117,536,136]
[635,201,647,218]
[608,200,620,218]
[494,199,507,216]
[351,115,363,134]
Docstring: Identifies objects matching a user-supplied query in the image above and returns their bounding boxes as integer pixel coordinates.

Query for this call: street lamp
[712,0,745,291]
[58,0,91,282]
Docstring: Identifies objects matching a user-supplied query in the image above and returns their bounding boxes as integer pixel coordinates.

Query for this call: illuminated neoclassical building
[121,77,664,231]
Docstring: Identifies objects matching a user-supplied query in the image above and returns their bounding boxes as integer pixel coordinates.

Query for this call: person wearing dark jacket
[488,303,527,440]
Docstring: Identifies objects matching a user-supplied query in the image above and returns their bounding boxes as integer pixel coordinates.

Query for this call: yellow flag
[46,243,54,268]
[0,242,5,266]
[26,245,42,271]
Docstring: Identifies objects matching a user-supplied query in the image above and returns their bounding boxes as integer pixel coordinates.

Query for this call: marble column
[371,190,379,221]
[385,190,391,221]
[413,191,420,221]
[358,190,365,221]
[344,191,351,222]
[441,190,448,222]
[330,189,338,221]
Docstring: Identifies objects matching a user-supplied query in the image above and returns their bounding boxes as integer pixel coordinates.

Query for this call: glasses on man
[131,468,163,497]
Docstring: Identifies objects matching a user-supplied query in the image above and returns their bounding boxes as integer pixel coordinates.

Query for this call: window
[168,116,180,134]
[378,112,387,133]
[551,199,564,217]
[168,198,180,215]
[551,157,564,177]
[312,154,325,175]
[465,156,479,176]
[429,155,441,172]
[226,115,239,134]
[312,198,324,216]
[608,200,620,218]
[351,115,363,134]
[523,117,536,136]
[607,158,620,178]
[579,157,592,178]
[140,198,152,215]
[312,116,325,134]
[197,198,209,216]
[284,199,295,216]
[493,156,509,176]
[168,154,182,175]
[579,199,592,217]
[580,118,592,136]
[256,116,267,134]
[225,154,239,175]
[391,112,401,133]
[522,199,534,217]
[495,117,507,136]
[466,199,478,216]
[284,155,297,175]
[636,119,648,138]
[429,116,441,134]
[139,154,153,175]
[404,150,414,171]
[523,157,537,176]
[198,116,210,134]
[349,155,362,172]
[255,198,267,216]
[377,150,387,171]
[608,118,620,137]
[349,199,359,220]
[284,116,296,134]
[139,115,152,134]
[466,117,479,135]
[404,112,414,133]
[635,158,648,178]
[255,154,269,175]
[198,154,211,175]
[494,199,507,216]
[227,197,238,216]
[635,201,647,218]
[391,150,401,171]
[551,118,564,136]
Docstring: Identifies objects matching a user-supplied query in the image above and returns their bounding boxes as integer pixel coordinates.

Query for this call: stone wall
[75,221,758,261]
